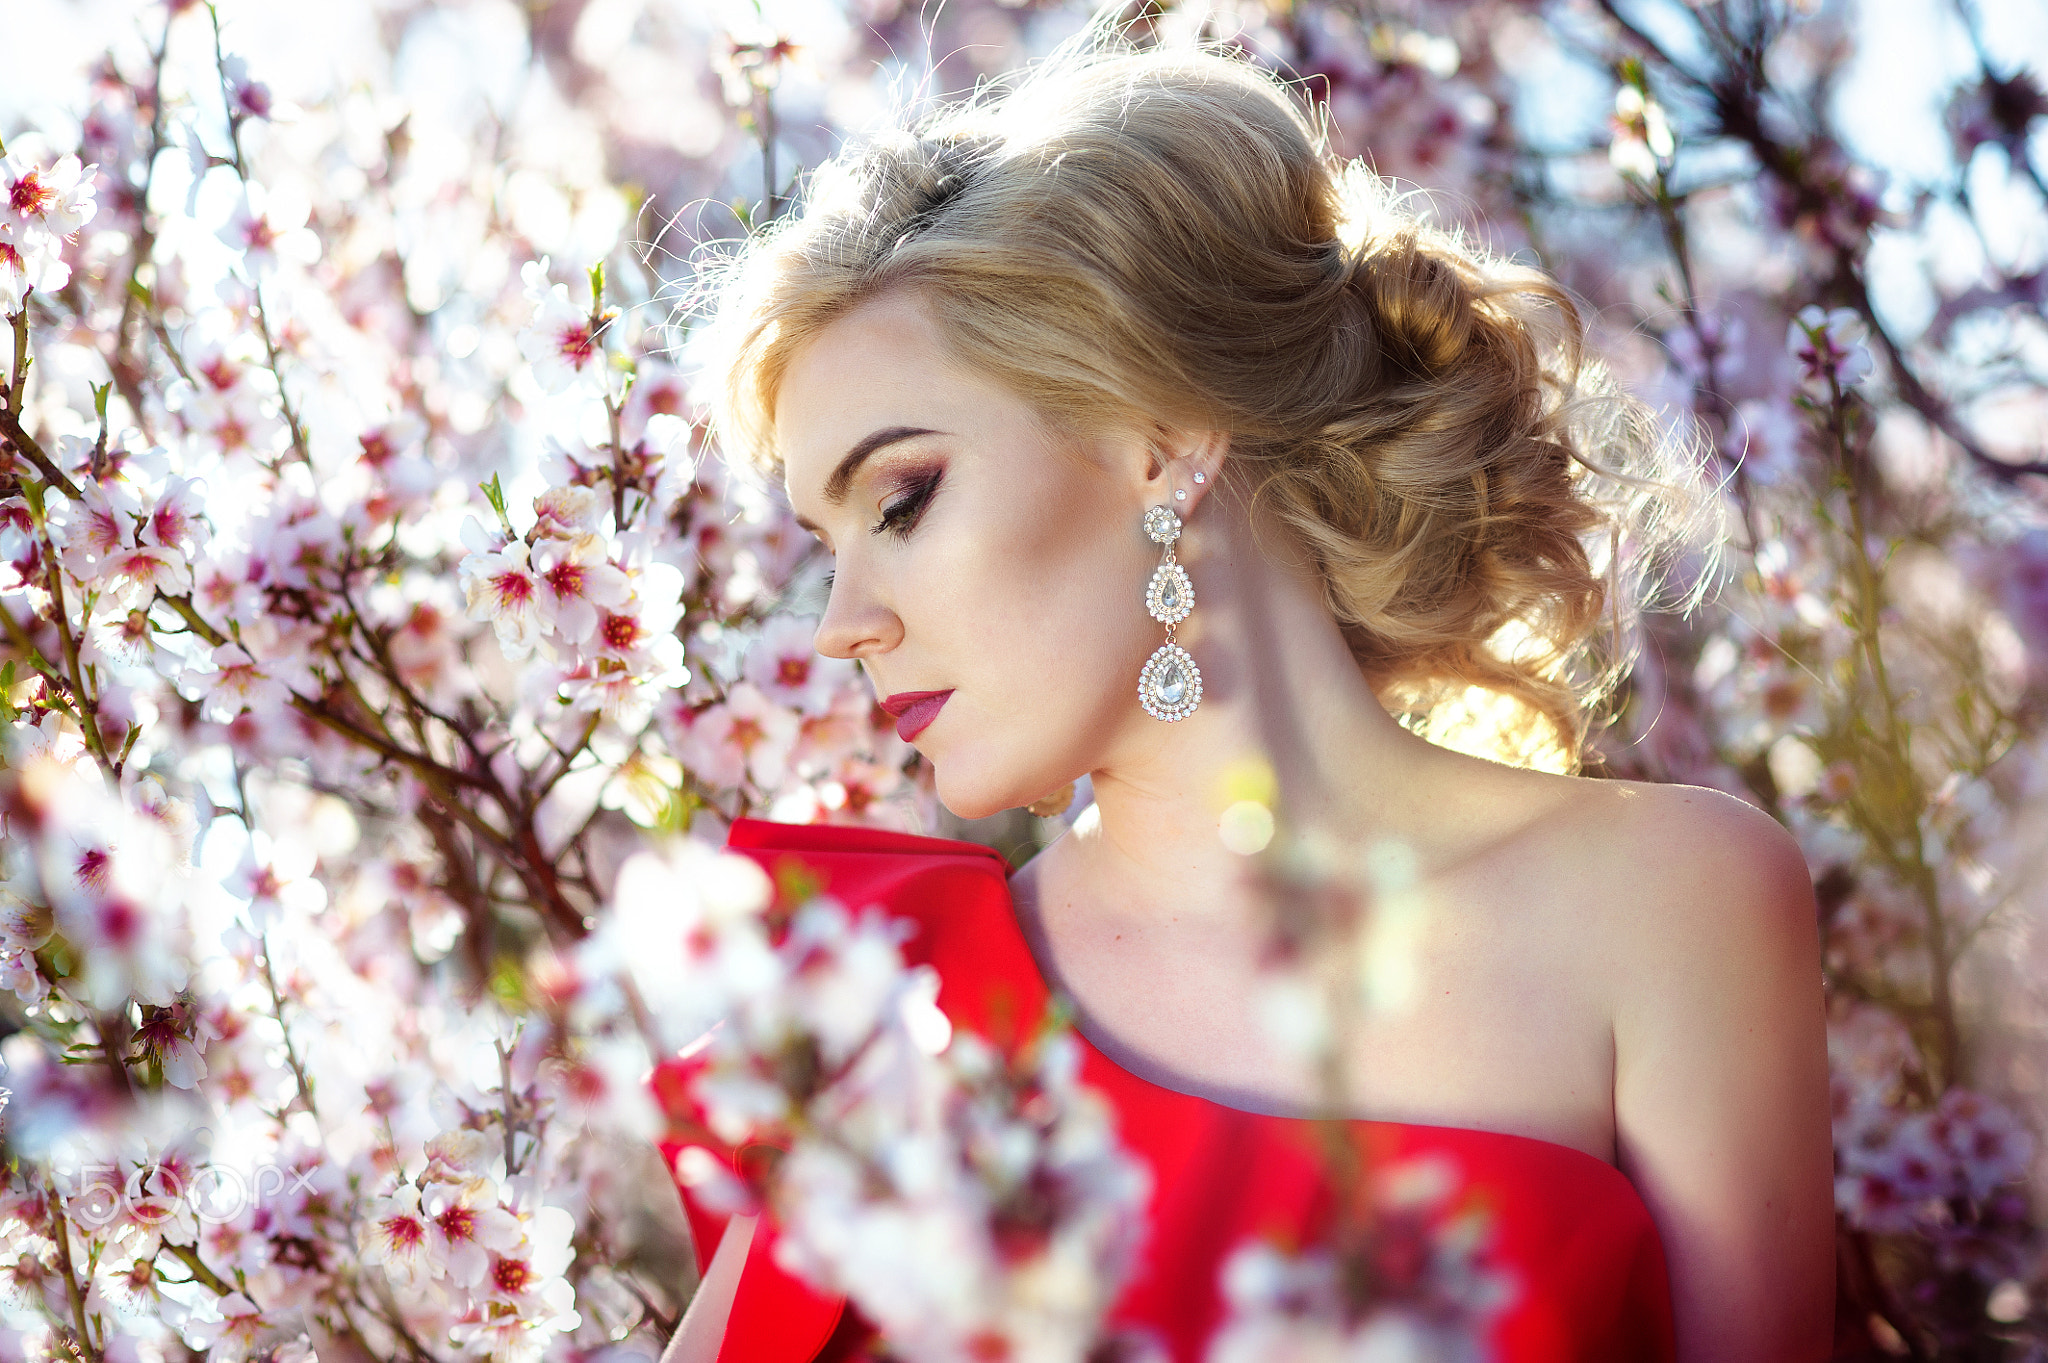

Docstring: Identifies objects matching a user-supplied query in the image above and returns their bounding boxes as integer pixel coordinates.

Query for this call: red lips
[878,689,953,742]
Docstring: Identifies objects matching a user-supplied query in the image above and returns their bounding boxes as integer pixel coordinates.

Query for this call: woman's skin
[678,289,1836,1362]
[659,1214,753,1363]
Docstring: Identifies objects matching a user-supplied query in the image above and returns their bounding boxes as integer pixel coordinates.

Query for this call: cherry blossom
[460,532,547,659]
[744,613,857,715]
[0,227,69,311]
[0,153,97,238]
[518,259,614,396]
[1788,305,1874,391]
[531,532,631,645]
[218,182,319,274]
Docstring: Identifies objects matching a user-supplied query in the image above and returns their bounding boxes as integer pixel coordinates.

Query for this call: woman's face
[775,291,1172,820]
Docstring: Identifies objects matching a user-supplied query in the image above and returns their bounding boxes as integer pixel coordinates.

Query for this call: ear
[1140,425,1229,519]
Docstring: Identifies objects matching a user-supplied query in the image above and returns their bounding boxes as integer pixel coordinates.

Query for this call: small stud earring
[1193,470,1207,484]
[1174,488,1188,501]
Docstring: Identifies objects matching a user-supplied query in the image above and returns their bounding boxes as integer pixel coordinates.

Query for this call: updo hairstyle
[697,41,1701,772]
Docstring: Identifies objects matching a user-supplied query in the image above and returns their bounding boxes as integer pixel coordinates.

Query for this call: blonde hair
[696,40,1705,771]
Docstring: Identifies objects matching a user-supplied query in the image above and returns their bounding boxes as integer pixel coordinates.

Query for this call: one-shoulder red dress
[650,819,1676,1363]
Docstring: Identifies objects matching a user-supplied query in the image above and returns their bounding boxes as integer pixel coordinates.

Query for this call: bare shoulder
[1535,778,1835,1358]
[1549,776,1816,950]
[1489,772,1822,1042]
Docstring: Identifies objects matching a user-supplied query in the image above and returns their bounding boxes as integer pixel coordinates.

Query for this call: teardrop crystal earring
[1139,503,1202,722]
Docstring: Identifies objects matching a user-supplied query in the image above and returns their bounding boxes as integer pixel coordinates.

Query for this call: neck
[1062,486,1437,914]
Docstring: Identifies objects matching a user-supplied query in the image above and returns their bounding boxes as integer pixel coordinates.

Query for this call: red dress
[650,819,1676,1362]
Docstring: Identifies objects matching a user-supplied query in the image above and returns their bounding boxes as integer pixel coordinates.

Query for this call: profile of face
[776,292,1197,820]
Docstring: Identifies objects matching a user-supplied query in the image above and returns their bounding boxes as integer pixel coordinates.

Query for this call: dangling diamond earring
[1139,503,1202,722]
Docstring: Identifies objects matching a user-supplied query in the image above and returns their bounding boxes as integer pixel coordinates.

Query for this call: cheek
[934,479,1152,701]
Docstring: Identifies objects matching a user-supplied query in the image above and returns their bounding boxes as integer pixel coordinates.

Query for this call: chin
[931,773,1018,823]
[928,753,1045,824]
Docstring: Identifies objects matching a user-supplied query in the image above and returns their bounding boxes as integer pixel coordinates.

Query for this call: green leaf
[479,473,513,536]
[488,954,528,1009]
[587,261,606,310]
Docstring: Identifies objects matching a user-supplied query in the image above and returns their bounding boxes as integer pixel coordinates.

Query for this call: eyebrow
[793,425,942,530]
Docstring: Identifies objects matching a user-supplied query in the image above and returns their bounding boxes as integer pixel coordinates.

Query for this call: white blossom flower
[744,614,856,716]
[531,532,630,645]
[517,258,611,395]
[422,1176,524,1285]
[358,1182,435,1286]
[98,541,192,607]
[53,479,141,580]
[0,227,71,311]
[460,532,546,659]
[672,682,800,790]
[143,475,211,556]
[131,1006,208,1089]
[219,182,320,273]
[532,484,605,540]
[1,153,97,238]
[178,643,289,722]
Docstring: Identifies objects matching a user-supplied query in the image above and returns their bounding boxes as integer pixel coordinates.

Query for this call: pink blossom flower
[130,1006,208,1089]
[557,663,659,729]
[1788,305,1872,391]
[469,1186,580,1334]
[0,496,32,560]
[82,607,170,673]
[192,549,269,630]
[221,55,274,122]
[228,832,326,931]
[0,890,55,955]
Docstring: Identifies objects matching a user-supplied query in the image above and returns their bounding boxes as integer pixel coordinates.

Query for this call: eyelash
[871,469,944,541]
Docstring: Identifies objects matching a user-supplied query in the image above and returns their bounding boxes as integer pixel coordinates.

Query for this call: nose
[811,562,903,661]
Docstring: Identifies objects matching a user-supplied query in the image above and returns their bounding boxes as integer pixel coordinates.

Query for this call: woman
[658,39,1835,1363]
